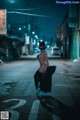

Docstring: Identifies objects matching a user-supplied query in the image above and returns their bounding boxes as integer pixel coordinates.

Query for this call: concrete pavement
[0,56,80,120]
[50,60,80,120]
[64,60,80,77]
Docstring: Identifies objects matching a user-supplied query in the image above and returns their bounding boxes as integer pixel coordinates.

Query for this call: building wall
[61,15,70,59]
[76,5,80,59]
[77,31,80,59]
[69,5,79,59]
[60,5,80,60]
[72,30,77,59]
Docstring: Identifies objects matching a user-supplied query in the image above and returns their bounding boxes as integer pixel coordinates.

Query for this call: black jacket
[43,66,56,92]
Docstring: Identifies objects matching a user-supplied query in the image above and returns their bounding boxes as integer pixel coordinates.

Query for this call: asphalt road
[0,59,80,120]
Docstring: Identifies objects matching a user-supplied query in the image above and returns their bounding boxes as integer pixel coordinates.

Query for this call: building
[0,35,22,61]
[69,4,80,59]
[61,4,80,60]
[61,14,70,59]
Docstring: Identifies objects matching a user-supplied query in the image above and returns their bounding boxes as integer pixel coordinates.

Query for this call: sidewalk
[20,54,61,60]
[21,54,37,59]
[64,60,80,77]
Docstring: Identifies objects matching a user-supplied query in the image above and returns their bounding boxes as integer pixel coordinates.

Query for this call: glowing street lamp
[19,27,21,30]
[9,0,15,3]
[32,31,35,34]
[23,26,26,28]
[47,45,50,48]
[35,35,38,39]
[40,39,43,42]
[45,41,47,44]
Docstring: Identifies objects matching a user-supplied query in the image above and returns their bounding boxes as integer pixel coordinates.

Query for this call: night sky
[0,0,69,40]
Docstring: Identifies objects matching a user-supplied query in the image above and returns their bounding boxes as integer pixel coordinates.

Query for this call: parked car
[51,47,61,55]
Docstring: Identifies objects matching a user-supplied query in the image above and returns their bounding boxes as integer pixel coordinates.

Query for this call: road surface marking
[28,100,40,120]
[2,99,26,120]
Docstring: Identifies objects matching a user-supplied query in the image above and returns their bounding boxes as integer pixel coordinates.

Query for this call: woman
[34,41,49,96]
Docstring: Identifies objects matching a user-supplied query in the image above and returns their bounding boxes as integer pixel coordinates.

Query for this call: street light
[8,0,15,3]
[40,39,43,42]
[23,26,26,28]
[32,31,35,34]
[45,41,47,44]
[19,27,21,30]
[35,35,38,39]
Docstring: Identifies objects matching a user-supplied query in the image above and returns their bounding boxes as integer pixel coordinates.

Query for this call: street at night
[0,57,80,120]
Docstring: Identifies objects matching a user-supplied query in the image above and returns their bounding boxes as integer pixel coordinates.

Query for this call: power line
[7,11,51,17]
[7,11,65,18]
